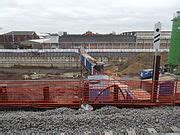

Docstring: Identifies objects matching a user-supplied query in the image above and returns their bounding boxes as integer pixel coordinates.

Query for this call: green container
[168,11,180,71]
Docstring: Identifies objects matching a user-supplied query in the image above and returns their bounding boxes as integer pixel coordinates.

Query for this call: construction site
[0,3,180,134]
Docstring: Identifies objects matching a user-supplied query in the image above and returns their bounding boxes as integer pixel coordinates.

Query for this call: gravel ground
[0,106,179,134]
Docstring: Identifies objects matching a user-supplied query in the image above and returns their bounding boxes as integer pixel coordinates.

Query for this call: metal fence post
[173,79,178,105]
[114,85,119,102]
[43,86,50,101]
[0,86,7,101]
[83,81,89,104]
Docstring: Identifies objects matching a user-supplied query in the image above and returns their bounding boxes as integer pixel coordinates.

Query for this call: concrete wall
[0,54,131,68]
[0,56,80,68]
[0,51,161,68]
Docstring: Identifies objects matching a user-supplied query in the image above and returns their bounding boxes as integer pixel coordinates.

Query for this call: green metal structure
[168,11,180,73]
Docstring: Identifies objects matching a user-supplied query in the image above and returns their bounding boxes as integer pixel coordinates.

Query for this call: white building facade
[122,31,171,49]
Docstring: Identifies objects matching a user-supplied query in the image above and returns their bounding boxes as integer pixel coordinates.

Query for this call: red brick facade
[0,31,39,48]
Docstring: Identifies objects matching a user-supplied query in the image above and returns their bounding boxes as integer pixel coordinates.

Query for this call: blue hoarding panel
[89,89,110,101]
[86,59,93,71]
[159,81,174,96]
[126,91,135,99]
[81,55,94,75]
[80,55,85,64]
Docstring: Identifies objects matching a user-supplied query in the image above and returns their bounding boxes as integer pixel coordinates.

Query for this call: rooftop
[21,36,59,44]
[4,31,37,36]
[122,30,171,34]
[59,34,136,43]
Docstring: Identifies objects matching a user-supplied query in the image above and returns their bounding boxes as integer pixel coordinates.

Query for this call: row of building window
[60,43,170,49]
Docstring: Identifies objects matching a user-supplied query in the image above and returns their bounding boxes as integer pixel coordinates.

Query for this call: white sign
[153,22,161,50]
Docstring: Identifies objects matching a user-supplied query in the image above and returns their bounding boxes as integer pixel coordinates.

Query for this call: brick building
[0,31,39,49]
[59,31,170,49]
[59,33,136,49]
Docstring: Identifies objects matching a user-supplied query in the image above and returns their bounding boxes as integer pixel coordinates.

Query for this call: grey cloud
[0,0,179,33]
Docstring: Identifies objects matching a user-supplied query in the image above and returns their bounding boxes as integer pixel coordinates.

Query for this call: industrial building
[59,31,171,49]
[122,31,171,49]
[0,30,171,49]
[59,32,136,49]
[20,34,59,49]
[0,31,39,49]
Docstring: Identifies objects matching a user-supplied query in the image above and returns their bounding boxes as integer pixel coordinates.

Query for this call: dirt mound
[105,52,168,76]
[119,52,168,75]
[120,62,147,75]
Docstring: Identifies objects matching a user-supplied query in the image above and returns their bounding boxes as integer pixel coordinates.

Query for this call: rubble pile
[0,106,179,134]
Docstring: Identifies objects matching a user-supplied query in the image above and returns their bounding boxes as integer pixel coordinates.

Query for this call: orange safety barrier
[0,79,179,109]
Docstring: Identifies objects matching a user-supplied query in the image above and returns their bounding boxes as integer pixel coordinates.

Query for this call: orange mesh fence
[0,79,179,108]
[87,79,179,104]
[175,80,180,103]
[0,80,82,108]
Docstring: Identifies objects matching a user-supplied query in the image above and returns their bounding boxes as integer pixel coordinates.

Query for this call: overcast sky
[0,0,179,34]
